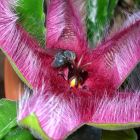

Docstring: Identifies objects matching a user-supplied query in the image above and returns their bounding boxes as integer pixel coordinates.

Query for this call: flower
[1,0,140,140]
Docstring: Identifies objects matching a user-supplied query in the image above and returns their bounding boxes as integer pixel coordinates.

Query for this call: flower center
[51,50,88,88]
[68,63,88,88]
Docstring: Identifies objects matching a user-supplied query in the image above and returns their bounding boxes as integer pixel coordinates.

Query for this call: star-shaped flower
[0,0,140,140]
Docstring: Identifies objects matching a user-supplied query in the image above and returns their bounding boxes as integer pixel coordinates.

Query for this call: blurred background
[0,50,4,98]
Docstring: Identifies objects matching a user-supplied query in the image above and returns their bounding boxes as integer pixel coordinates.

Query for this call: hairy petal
[18,88,86,140]
[86,19,140,90]
[18,88,140,139]
[0,0,53,88]
[89,92,140,130]
[72,0,87,27]
[46,0,87,54]
[123,12,140,29]
[119,12,140,91]
[108,12,140,39]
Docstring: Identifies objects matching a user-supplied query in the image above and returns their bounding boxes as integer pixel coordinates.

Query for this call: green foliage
[20,113,49,140]
[136,0,140,8]
[16,0,45,46]
[3,127,35,140]
[86,0,118,46]
[0,99,17,139]
[0,99,35,140]
[102,129,137,140]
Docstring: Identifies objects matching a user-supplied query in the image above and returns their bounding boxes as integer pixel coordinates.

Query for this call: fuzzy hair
[0,0,55,89]
[107,11,140,39]
[46,0,87,55]
[18,87,140,140]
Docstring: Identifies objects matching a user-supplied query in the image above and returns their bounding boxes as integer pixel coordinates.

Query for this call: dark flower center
[52,50,88,88]
[67,63,88,88]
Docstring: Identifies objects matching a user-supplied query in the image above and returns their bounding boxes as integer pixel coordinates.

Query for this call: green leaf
[0,99,17,139]
[16,0,45,46]
[3,127,35,140]
[102,129,137,140]
[19,113,49,140]
[136,0,140,8]
[86,0,118,46]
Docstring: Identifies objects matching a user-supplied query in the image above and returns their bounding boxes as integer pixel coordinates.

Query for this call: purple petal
[18,88,85,140]
[46,0,87,54]
[90,92,140,129]
[86,19,140,90]
[0,0,54,89]
[18,87,140,139]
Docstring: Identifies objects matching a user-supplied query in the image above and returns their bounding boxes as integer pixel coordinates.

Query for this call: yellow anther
[70,78,77,88]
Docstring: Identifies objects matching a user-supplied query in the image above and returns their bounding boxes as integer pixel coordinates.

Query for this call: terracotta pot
[4,58,23,100]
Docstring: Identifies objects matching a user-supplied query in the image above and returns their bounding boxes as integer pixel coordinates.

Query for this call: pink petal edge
[18,88,140,140]
[0,0,55,89]
[46,0,87,55]
[84,19,140,91]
